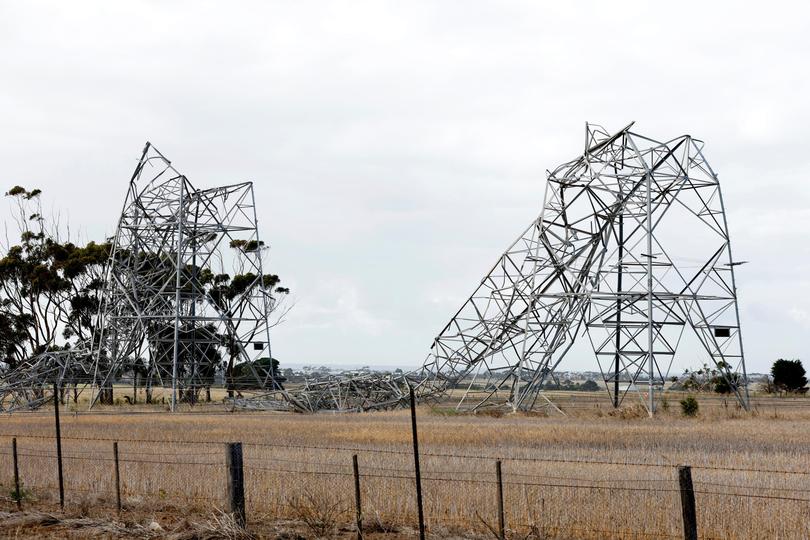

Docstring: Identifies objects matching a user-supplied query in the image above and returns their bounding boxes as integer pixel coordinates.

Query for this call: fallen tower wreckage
[235,122,751,415]
[0,123,750,414]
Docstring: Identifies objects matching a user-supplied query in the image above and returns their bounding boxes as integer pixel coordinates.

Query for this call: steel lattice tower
[0,125,749,415]
[413,122,749,414]
[90,143,286,410]
[248,122,749,414]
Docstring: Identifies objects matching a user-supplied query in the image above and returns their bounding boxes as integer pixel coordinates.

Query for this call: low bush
[680,396,699,417]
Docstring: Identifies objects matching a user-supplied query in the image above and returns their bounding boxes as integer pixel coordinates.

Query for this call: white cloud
[282,280,391,336]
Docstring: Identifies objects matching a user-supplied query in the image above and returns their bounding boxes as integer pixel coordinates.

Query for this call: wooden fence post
[352,454,363,540]
[12,438,21,510]
[496,460,505,540]
[226,442,246,528]
[113,442,122,514]
[53,382,64,510]
[408,384,426,540]
[677,465,697,540]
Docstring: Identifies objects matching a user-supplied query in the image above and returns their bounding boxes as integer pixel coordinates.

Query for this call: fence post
[352,454,363,540]
[496,460,505,540]
[226,442,246,528]
[53,382,65,510]
[12,438,21,510]
[677,465,697,540]
[408,384,426,540]
[113,442,122,514]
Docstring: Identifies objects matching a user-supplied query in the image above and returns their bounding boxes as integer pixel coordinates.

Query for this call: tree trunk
[145,374,153,404]
[227,354,235,399]
[96,382,111,405]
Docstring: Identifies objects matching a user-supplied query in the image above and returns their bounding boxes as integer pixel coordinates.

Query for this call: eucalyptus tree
[0,186,110,372]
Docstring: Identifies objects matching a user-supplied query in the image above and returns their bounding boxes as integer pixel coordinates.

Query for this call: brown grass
[0,397,808,539]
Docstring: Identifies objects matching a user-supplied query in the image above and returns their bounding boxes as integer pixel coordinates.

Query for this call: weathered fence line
[6,429,810,476]
[4,433,810,539]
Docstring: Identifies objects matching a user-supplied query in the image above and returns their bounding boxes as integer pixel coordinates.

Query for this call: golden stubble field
[0,400,808,539]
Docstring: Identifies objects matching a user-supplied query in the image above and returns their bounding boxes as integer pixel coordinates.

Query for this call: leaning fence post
[12,438,21,510]
[408,384,426,540]
[53,382,65,510]
[113,442,122,514]
[226,442,246,528]
[677,465,697,540]
[352,454,363,540]
[496,460,505,540]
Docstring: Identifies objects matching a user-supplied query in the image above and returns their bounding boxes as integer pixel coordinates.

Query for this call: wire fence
[0,429,808,539]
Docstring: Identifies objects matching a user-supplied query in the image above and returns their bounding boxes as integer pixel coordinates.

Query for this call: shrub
[8,484,31,504]
[771,359,808,393]
[287,489,347,538]
[680,396,699,417]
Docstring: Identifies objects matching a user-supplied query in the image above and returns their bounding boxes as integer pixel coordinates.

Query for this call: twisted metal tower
[90,143,287,410]
[0,125,749,415]
[413,122,748,414]
[279,122,749,414]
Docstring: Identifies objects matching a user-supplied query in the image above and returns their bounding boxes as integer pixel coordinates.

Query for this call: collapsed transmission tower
[90,143,288,411]
[282,122,749,414]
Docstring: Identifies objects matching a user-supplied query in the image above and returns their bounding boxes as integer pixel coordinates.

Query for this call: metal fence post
[226,442,246,528]
[352,454,363,540]
[496,460,505,540]
[12,438,21,510]
[113,442,122,514]
[53,382,64,510]
[677,465,697,540]
[409,384,426,540]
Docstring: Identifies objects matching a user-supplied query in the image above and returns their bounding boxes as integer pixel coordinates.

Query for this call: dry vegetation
[0,396,808,539]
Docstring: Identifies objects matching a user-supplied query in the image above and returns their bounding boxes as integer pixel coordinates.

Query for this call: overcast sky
[1,1,808,374]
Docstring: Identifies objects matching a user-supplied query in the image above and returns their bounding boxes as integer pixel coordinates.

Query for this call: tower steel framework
[89,143,288,411]
[0,143,290,412]
[277,122,749,414]
[0,125,749,415]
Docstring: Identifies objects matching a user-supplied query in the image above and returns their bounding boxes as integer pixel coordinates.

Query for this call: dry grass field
[0,396,808,539]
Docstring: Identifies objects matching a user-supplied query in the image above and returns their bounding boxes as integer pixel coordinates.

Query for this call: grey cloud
[1,0,808,371]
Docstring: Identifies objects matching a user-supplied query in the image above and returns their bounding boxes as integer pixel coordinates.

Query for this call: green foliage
[232,357,284,389]
[8,483,32,503]
[680,396,699,417]
[771,359,808,393]
[672,362,741,394]
[206,271,289,313]
[229,239,265,252]
[262,274,279,289]
[542,379,601,392]
[5,186,41,199]
[0,186,111,365]
[580,379,599,391]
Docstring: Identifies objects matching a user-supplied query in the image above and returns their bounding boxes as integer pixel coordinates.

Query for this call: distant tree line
[671,359,807,395]
[542,379,600,392]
